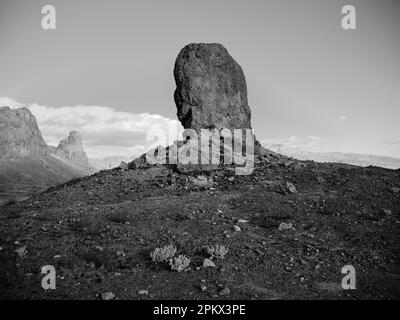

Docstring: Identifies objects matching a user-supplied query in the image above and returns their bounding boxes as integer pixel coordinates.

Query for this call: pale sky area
[0,0,399,158]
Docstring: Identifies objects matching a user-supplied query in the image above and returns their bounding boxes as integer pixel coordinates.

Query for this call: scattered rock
[219,287,231,296]
[138,290,149,295]
[101,292,115,300]
[200,280,207,291]
[203,258,216,268]
[382,209,392,215]
[285,182,297,194]
[278,222,295,231]
[233,225,241,232]
[193,175,212,188]
[116,250,126,257]
[237,219,249,224]
[391,187,400,194]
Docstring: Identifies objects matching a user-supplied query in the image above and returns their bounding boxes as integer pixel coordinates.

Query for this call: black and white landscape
[0,0,399,301]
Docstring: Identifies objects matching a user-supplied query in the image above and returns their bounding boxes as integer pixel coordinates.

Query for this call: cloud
[1,97,183,158]
[339,115,347,120]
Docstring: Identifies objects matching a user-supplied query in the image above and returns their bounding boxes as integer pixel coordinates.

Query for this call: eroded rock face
[0,106,47,158]
[174,43,252,131]
[54,131,94,172]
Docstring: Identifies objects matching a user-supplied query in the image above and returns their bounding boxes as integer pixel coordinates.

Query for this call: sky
[0,0,399,158]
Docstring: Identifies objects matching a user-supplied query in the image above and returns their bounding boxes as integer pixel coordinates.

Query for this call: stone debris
[101,292,115,300]
[285,182,297,194]
[203,258,216,268]
[138,290,149,295]
[219,287,231,296]
[278,222,295,231]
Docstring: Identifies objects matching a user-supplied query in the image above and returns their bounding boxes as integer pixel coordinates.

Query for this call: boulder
[174,43,251,131]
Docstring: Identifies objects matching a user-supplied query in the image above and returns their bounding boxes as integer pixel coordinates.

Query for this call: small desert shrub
[15,246,27,258]
[150,244,177,264]
[207,244,228,260]
[169,254,190,272]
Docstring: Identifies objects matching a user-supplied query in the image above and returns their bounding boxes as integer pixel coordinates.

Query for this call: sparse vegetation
[77,214,107,234]
[150,244,177,264]
[15,246,27,258]
[207,244,228,260]
[169,254,190,272]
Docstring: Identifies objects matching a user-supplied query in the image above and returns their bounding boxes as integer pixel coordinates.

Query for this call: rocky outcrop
[174,43,252,131]
[131,43,274,174]
[53,131,95,173]
[0,106,47,158]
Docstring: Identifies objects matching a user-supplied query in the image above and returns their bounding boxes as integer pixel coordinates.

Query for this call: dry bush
[207,244,228,260]
[150,244,177,264]
[169,254,190,272]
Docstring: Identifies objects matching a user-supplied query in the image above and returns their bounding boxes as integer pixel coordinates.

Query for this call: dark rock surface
[174,43,252,131]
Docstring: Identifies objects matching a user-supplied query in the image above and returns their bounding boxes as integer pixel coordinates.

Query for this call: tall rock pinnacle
[173,43,252,131]
[55,131,94,172]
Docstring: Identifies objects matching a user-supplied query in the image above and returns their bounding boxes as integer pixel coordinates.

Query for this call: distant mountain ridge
[0,107,47,158]
[89,155,135,171]
[269,149,400,170]
[0,106,94,204]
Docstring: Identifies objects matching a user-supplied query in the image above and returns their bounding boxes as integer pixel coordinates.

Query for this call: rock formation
[0,106,47,158]
[174,43,252,131]
[53,131,95,173]
[132,43,273,173]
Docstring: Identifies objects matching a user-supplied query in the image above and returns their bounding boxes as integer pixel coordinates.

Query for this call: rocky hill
[0,43,398,300]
